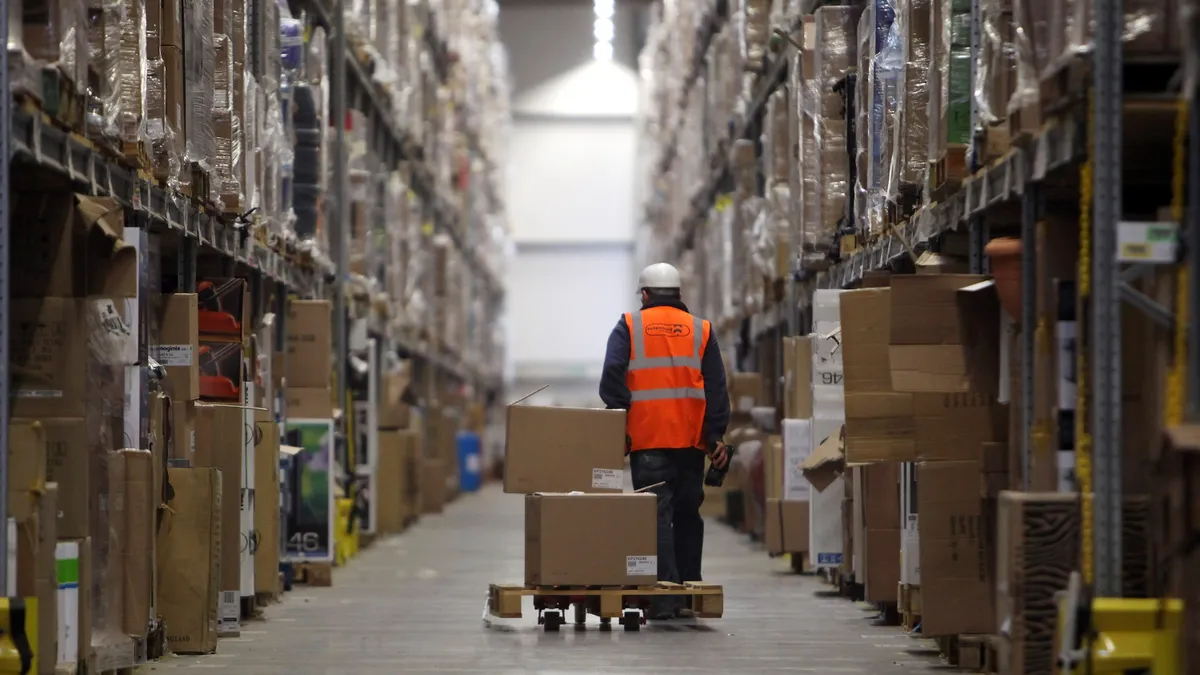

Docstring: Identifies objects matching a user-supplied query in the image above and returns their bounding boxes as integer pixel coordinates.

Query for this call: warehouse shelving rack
[653,0,1190,603]
[0,0,506,658]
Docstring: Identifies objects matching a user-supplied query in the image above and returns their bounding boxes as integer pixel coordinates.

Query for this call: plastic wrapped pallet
[854,10,871,237]
[886,0,930,201]
[864,0,901,238]
[19,0,89,93]
[181,0,215,194]
[1048,0,1177,75]
[973,0,1016,125]
[928,0,972,193]
[743,0,773,67]
[814,6,856,118]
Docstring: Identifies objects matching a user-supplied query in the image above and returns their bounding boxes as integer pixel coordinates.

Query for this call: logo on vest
[645,323,692,338]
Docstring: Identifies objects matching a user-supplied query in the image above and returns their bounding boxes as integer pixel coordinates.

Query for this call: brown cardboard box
[764,435,784,500]
[913,393,1007,460]
[16,484,57,674]
[376,430,405,534]
[10,193,136,299]
[781,500,810,553]
[401,431,421,521]
[38,418,87,537]
[782,336,814,419]
[170,399,196,460]
[840,288,917,462]
[860,462,901,603]
[503,406,626,494]
[123,449,154,637]
[286,300,331,389]
[74,537,94,669]
[253,411,280,595]
[421,458,445,515]
[157,294,200,400]
[730,372,763,413]
[287,387,333,418]
[765,498,785,554]
[917,460,993,636]
[158,468,221,654]
[888,275,989,392]
[378,367,412,430]
[525,493,658,586]
[8,420,47,522]
[192,402,245,636]
[11,298,87,418]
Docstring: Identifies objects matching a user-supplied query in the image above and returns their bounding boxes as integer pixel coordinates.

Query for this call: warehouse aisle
[149,486,946,674]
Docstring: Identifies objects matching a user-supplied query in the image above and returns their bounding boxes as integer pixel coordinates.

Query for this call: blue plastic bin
[456,432,482,493]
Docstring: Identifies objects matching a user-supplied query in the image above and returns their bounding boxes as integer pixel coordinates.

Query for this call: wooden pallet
[294,561,333,587]
[487,581,724,632]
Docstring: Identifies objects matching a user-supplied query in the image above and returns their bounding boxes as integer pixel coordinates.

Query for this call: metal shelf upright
[0,0,11,588]
[1091,0,1124,598]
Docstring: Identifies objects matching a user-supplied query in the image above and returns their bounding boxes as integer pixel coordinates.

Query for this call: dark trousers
[629,449,706,591]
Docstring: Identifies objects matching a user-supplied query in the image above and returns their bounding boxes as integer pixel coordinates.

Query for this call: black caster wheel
[574,603,587,626]
[599,617,612,631]
[543,609,563,632]
[621,610,641,632]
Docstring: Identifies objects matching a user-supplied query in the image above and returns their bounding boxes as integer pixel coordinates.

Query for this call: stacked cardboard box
[376,362,421,531]
[764,338,813,563]
[504,406,659,587]
[285,300,333,417]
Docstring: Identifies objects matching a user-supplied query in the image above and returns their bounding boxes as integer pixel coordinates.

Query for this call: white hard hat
[637,263,681,291]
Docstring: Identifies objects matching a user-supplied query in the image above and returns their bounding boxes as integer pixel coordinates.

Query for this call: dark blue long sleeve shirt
[599,301,731,447]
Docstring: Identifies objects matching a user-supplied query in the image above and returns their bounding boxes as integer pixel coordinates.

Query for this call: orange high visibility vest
[623,306,711,451]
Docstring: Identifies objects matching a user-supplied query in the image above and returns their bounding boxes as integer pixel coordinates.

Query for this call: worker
[599,262,731,620]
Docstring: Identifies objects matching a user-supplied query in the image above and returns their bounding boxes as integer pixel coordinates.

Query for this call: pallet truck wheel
[621,610,641,632]
[599,617,612,631]
[573,604,587,626]
[543,610,563,632]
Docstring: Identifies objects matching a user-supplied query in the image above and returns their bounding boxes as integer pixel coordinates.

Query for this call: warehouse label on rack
[153,344,194,367]
[591,468,622,491]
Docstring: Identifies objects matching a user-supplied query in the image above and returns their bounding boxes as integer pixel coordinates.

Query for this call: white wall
[500,1,642,387]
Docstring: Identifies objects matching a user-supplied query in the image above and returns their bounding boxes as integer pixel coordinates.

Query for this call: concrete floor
[145,485,948,674]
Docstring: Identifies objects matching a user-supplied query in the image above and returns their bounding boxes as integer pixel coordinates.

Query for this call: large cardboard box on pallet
[253,411,281,596]
[158,468,222,655]
[504,406,626,494]
[525,493,658,587]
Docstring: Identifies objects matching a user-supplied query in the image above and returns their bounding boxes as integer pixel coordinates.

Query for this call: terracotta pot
[985,237,1023,319]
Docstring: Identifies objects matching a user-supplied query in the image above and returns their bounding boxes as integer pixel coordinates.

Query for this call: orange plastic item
[984,237,1022,319]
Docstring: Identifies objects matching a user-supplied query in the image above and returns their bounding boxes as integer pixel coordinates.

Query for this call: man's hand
[709,441,729,469]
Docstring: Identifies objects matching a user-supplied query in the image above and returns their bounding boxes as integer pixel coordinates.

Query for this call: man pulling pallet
[487,263,731,632]
[598,263,732,621]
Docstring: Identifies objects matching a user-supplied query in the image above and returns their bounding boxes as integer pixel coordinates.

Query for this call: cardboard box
[782,337,814,419]
[196,278,249,340]
[421,458,445,515]
[10,193,137,299]
[56,537,91,669]
[860,462,901,604]
[766,498,785,554]
[286,300,331,389]
[11,298,87,418]
[376,430,406,534]
[503,406,626,494]
[36,418,86,537]
[156,293,200,400]
[122,449,154,637]
[192,403,245,636]
[198,338,244,401]
[889,275,988,393]
[766,498,810,554]
[253,411,280,595]
[170,399,197,460]
[730,372,763,413]
[917,460,993,636]
[524,493,658,586]
[287,387,333,419]
[157,468,221,654]
[378,367,412,430]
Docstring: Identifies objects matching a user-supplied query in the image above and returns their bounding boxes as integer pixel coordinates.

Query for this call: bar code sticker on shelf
[626,555,657,577]
[218,591,240,634]
[591,468,622,490]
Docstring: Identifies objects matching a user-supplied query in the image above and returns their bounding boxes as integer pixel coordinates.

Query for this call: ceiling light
[593,41,613,61]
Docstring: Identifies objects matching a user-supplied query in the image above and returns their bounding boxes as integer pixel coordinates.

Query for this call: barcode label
[218,591,240,634]
[591,468,622,490]
[626,555,657,577]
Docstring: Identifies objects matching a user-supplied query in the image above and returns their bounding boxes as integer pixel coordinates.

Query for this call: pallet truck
[1056,571,1184,674]
[0,597,36,674]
